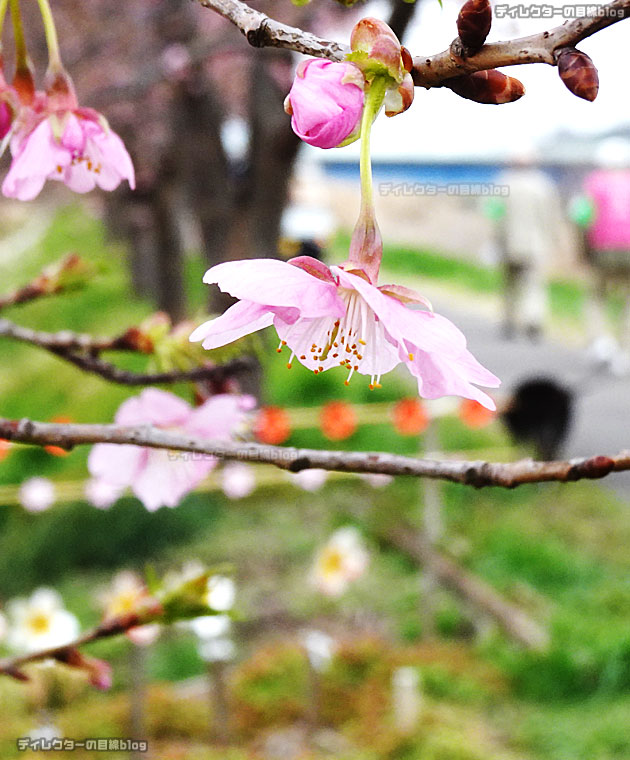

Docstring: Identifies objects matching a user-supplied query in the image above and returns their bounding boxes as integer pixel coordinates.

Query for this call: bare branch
[196,0,630,90]
[196,0,348,60]
[0,417,624,488]
[0,317,255,386]
[0,319,133,353]
[44,349,256,387]
[413,0,630,87]
[0,254,91,311]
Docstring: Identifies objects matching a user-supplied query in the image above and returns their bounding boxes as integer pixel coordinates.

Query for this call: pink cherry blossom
[190,258,500,409]
[88,388,254,511]
[3,108,135,201]
[284,59,365,149]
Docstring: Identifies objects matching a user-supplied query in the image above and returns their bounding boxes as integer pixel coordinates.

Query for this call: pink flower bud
[350,17,406,84]
[0,99,14,140]
[284,59,365,149]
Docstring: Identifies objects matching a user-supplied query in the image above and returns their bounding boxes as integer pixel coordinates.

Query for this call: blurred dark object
[501,377,574,460]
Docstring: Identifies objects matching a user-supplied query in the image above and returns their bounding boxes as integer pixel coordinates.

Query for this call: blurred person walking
[570,138,630,375]
[490,150,563,342]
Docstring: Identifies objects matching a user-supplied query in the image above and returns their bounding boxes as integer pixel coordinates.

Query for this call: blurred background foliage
[1,204,630,758]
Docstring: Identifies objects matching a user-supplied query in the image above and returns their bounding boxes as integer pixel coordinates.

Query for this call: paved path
[434,296,630,498]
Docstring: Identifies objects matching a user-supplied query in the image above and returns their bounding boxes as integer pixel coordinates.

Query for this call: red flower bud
[556,48,599,102]
[445,70,524,104]
[457,0,492,53]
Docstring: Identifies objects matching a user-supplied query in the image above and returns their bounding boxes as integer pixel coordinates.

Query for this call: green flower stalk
[348,76,387,283]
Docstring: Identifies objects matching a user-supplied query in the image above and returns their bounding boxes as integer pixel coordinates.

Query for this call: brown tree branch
[196,0,630,89]
[45,349,256,387]
[196,0,348,59]
[0,254,92,311]
[413,0,630,87]
[0,317,256,386]
[0,417,624,488]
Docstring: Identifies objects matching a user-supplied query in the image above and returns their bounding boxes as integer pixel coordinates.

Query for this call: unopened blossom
[190,258,499,409]
[284,59,365,149]
[19,477,55,513]
[311,527,369,597]
[2,69,134,201]
[88,388,254,511]
[220,462,256,500]
[0,71,19,143]
[7,588,79,653]
[347,17,415,118]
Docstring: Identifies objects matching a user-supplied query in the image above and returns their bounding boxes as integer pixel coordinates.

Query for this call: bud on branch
[556,48,599,101]
[444,69,525,105]
[457,0,493,54]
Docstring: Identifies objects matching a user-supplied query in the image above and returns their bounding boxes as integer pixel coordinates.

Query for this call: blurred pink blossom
[220,462,256,500]
[88,388,254,511]
[3,105,135,201]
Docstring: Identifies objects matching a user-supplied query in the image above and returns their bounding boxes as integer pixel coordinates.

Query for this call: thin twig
[413,0,630,87]
[0,618,131,681]
[0,253,90,311]
[0,317,256,386]
[0,417,624,488]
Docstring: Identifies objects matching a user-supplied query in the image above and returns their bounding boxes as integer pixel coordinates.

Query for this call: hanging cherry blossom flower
[2,65,134,201]
[190,259,499,409]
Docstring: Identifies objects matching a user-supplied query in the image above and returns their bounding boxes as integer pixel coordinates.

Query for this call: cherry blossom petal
[189,300,274,349]
[132,449,214,511]
[410,349,499,410]
[187,393,253,438]
[203,259,345,318]
[88,443,146,488]
[115,388,191,428]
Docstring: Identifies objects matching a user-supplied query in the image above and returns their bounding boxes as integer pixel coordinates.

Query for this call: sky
[309,0,630,162]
